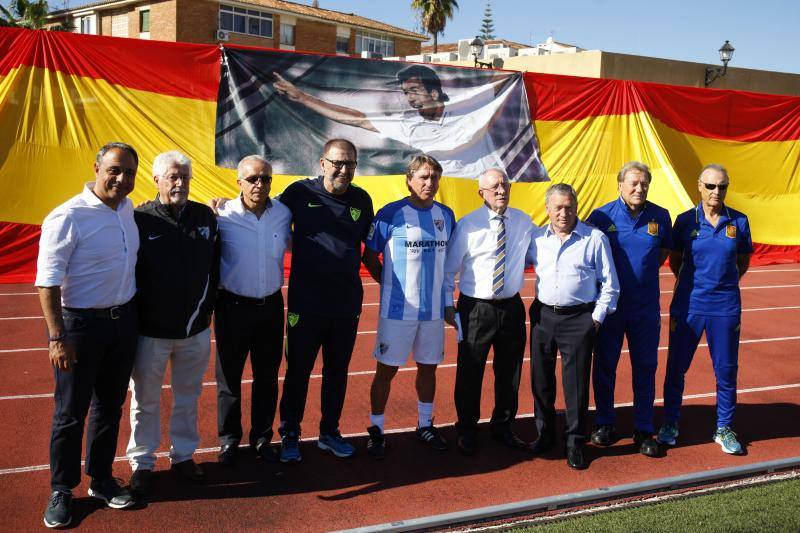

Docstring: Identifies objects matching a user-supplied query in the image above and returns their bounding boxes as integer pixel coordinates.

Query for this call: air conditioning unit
[216,29,230,42]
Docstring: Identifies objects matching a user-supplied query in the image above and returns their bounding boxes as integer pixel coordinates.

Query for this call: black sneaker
[88,477,135,509]
[43,490,72,528]
[590,424,617,446]
[366,425,387,460]
[416,421,448,451]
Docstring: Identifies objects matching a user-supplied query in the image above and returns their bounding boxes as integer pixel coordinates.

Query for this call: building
[46,0,427,57]
[416,36,800,97]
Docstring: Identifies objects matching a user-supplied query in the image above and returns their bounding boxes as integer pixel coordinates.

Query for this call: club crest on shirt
[367,223,375,241]
[350,207,361,221]
[198,226,210,240]
[607,224,617,232]
[725,225,737,239]
[690,229,699,238]
[434,218,444,231]
[287,313,299,328]
[379,342,389,355]
[647,221,659,236]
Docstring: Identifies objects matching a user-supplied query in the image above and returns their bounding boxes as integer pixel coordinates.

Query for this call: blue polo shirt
[587,198,673,313]
[670,203,753,317]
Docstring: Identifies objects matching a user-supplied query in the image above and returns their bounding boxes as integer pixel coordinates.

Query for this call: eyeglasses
[700,181,729,191]
[324,157,357,170]
[242,174,272,185]
[480,181,511,193]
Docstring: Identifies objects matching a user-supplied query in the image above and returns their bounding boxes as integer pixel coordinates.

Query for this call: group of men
[36,139,752,529]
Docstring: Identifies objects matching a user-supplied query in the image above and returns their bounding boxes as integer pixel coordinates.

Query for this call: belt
[219,289,277,306]
[536,299,594,315]
[63,298,135,320]
[460,293,520,304]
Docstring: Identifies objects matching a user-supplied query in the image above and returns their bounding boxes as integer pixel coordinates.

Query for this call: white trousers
[126,328,211,470]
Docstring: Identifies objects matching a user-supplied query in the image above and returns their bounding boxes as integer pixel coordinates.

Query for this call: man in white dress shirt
[444,168,534,456]
[215,155,291,466]
[527,183,619,470]
[36,142,140,528]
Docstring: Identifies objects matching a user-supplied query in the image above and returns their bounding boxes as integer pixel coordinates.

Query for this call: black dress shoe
[590,424,617,446]
[633,431,660,458]
[529,435,554,455]
[129,469,152,496]
[457,434,477,456]
[171,459,205,484]
[491,431,529,451]
[254,438,280,462]
[566,445,587,470]
[218,443,238,466]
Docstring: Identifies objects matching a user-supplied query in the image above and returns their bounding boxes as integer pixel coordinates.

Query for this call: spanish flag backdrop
[1,28,798,283]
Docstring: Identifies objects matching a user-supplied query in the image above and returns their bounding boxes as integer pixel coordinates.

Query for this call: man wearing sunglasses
[277,139,374,462]
[214,155,292,466]
[658,164,753,455]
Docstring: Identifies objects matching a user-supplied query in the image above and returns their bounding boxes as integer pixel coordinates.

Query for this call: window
[336,35,349,53]
[139,9,150,33]
[219,4,272,38]
[280,23,295,46]
[74,14,96,35]
[355,31,394,57]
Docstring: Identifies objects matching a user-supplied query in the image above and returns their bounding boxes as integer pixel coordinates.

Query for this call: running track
[0,266,798,531]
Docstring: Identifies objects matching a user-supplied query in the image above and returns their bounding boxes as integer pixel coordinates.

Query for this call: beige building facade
[47,0,426,58]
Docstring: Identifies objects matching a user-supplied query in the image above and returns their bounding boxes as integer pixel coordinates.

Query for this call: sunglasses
[242,174,272,184]
[700,181,728,191]
[324,157,357,170]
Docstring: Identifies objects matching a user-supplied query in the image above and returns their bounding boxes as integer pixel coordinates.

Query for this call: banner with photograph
[215,48,548,182]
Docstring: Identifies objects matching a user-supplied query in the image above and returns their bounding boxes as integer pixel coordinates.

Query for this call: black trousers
[279,313,359,436]
[454,293,527,437]
[529,300,596,447]
[50,301,137,491]
[214,290,284,447]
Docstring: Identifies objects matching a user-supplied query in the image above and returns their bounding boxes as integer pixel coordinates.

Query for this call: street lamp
[704,40,735,87]
[470,36,493,69]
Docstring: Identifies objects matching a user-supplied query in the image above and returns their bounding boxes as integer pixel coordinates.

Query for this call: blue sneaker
[318,431,355,458]
[714,426,745,455]
[280,431,302,463]
[656,421,679,447]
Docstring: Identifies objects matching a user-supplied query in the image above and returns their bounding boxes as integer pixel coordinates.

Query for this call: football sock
[369,413,385,433]
[418,401,433,428]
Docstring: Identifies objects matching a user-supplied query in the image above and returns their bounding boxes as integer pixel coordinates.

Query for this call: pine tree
[479,1,495,40]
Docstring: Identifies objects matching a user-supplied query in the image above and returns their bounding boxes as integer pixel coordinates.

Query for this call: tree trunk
[433,32,438,54]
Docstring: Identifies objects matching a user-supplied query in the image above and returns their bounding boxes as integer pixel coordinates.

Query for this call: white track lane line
[1,382,798,476]
[2,335,799,401]
[1,266,797,297]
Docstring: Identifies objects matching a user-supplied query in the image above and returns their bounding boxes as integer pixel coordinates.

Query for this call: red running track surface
[0,266,798,531]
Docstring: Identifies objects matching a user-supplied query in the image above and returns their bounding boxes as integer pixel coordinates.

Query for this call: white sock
[370,413,385,433]
[418,401,433,428]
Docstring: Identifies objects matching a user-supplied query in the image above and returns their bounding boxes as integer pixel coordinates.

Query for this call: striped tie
[493,215,506,297]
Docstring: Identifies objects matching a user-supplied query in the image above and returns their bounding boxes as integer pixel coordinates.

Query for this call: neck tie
[493,215,506,297]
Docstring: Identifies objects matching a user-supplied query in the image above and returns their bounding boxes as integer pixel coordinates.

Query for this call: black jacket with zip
[134,197,219,339]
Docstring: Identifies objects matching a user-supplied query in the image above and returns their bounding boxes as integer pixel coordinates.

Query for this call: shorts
[373,317,445,367]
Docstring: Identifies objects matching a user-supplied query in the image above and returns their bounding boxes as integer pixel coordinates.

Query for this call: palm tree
[1,0,50,29]
[411,0,459,54]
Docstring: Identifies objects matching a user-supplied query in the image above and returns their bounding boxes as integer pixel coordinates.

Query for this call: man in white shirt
[443,169,534,456]
[36,142,140,528]
[215,155,291,466]
[527,183,619,470]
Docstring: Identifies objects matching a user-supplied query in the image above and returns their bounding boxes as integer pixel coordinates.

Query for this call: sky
[327,0,799,75]
[3,0,798,74]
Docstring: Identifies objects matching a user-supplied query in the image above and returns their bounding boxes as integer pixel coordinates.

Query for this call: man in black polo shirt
[278,138,374,462]
[127,151,218,494]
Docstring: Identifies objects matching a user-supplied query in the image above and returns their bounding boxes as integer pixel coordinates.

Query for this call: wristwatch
[48,332,67,342]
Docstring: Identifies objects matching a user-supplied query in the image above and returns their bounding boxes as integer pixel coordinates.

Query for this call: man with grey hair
[586,161,672,458]
[527,183,619,470]
[127,150,218,495]
[214,155,291,466]
[444,168,534,456]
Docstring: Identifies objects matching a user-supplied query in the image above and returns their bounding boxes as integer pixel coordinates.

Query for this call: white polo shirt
[217,197,292,298]
[35,182,139,308]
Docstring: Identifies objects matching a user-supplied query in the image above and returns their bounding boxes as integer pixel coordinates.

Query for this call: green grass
[514,477,800,532]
